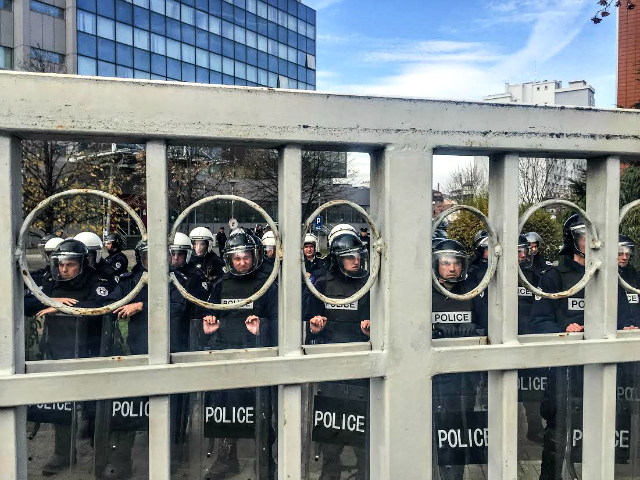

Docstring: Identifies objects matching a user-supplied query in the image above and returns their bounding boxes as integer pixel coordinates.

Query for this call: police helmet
[261,231,276,258]
[135,240,149,271]
[50,239,89,281]
[433,239,469,283]
[224,229,263,276]
[189,227,214,254]
[518,234,533,267]
[619,234,635,265]
[473,230,489,250]
[104,232,124,251]
[38,233,59,259]
[560,214,586,257]
[328,227,368,278]
[524,232,542,245]
[304,233,318,251]
[74,231,103,268]
[170,232,193,268]
[43,237,64,260]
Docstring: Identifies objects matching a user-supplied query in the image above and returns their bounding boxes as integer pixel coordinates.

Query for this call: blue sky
[303,0,618,186]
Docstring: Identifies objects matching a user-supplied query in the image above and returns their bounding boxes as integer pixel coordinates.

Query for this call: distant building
[478,80,594,200]
[618,5,640,108]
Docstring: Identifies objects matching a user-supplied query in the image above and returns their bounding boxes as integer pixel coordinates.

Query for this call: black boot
[42,424,73,476]
[204,438,240,480]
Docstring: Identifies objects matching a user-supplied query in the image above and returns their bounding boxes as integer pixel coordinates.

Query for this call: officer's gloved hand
[433,323,457,338]
[457,322,480,337]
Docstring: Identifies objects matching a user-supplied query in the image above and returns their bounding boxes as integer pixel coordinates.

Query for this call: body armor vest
[216,274,265,349]
[322,272,369,343]
[431,288,473,325]
[556,263,585,331]
[517,267,536,334]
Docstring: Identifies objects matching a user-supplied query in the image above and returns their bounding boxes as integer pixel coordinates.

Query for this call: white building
[476,80,594,200]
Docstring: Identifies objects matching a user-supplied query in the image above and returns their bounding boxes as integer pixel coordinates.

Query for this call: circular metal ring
[432,205,501,301]
[302,200,382,306]
[169,195,280,310]
[18,189,148,316]
[618,199,640,295]
[518,199,601,299]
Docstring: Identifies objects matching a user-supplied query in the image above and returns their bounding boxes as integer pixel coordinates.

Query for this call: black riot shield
[169,318,274,479]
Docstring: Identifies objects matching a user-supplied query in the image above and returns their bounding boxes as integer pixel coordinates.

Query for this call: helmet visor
[140,248,149,271]
[264,245,276,259]
[50,253,84,281]
[434,251,469,283]
[169,246,192,269]
[85,247,101,268]
[571,225,587,255]
[518,245,532,268]
[336,246,369,278]
[192,239,210,256]
[224,245,261,276]
[619,244,634,267]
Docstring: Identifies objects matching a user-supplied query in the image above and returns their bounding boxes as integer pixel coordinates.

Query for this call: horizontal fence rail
[0,71,639,480]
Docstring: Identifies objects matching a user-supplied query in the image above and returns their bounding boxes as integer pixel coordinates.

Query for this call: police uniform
[304,256,327,285]
[518,264,537,335]
[173,262,210,353]
[530,256,635,480]
[467,260,488,285]
[190,251,225,284]
[105,250,129,277]
[94,258,119,290]
[620,265,640,325]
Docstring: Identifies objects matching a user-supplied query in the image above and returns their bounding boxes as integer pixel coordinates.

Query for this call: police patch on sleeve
[202,281,209,291]
[96,286,109,297]
[115,262,121,269]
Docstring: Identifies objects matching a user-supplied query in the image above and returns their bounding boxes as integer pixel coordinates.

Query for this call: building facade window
[0,46,12,69]
[30,0,64,18]
[76,0,315,89]
[31,47,64,64]
[0,0,11,11]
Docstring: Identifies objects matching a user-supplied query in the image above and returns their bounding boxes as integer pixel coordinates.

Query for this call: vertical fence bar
[0,135,26,480]
[277,145,302,480]
[487,153,519,479]
[146,140,171,479]
[369,144,432,479]
[582,155,620,480]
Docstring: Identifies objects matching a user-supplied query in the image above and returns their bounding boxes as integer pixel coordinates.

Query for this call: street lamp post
[228,177,239,219]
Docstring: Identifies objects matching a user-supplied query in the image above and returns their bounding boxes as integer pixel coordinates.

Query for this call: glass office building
[75,0,316,89]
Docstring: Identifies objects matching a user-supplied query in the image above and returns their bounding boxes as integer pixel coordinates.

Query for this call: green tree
[446,196,488,254]
[519,206,563,263]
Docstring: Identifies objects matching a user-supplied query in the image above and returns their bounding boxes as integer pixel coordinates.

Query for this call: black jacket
[105,250,129,276]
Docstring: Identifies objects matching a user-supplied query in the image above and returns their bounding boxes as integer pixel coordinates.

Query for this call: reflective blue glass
[116,65,133,77]
[221,1,233,21]
[234,0,245,8]
[267,21,277,38]
[182,43,195,63]
[287,60,296,79]
[297,2,305,20]
[150,0,165,15]
[297,65,305,81]
[150,12,165,34]
[166,18,180,39]
[287,0,296,15]
[116,0,132,24]
[246,64,257,82]
[307,68,314,84]
[278,57,286,74]
[246,47,257,66]
[234,43,246,62]
[267,54,277,72]
[267,0,276,6]
[258,68,267,85]
[222,38,234,57]
[134,69,151,79]
[181,4,195,24]
[98,60,116,76]
[196,9,208,29]
[196,66,209,83]
[116,43,134,67]
[298,36,306,52]
[182,62,195,81]
[222,20,233,39]
[307,7,315,25]
[183,0,194,5]
[196,0,208,11]
[208,0,221,15]
[78,55,97,75]
[234,61,245,79]
[257,51,267,69]
[196,28,208,49]
[233,6,245,26]
[210,71,222,83]
[97,16,115,39]
[209,33,222,53]
[257,17,268,36]
[182,24,195,45]
[222,56,233,74]
[97,0,115,17]
[277,0,285,9]
[134,48,150,70]
[151,74,166,80]
[134,6,149,29]
[235,78,247,86]
[223,74,234,85]
[167,58,181,79]
[288,30,296,47]
[268,71,276,87]
[297,50,305,65]
[78,0,96,13]
[151,53,166,75]
[307,38,315,54]
[246,12,257,31]
[278,25,286,43]
[98,38,116,62]
[78,32,97,57]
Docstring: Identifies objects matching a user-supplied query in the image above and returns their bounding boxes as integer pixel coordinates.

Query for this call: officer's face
[193,240,208,256]
[619,247,632,267]
[518,247,528,264]
[141,251,149,270]
[303,243,315,259]
[58,259,81,280]
[529,242,539,256]
[171,251,187,268]
[482,247,489,261]
[105,241,114,252]
[232,251,253,274]
[576,233,586,254]
[342,254,361,272]
[265,246,275,259]
[438,256,462,280]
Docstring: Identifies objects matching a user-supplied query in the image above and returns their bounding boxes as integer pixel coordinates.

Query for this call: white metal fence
[1,70,640,479]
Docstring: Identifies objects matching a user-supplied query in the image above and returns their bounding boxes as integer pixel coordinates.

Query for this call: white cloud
[303,0,342,10]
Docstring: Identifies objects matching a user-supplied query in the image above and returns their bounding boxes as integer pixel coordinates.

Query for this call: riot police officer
[260,230,276,276]
[201,229,278,478]
[303,233,326,284]
[30,236,63,287]
[302,224,370,480]
[104,232,129,276]
[432,228,448,251]
[524,231,552,277]
[431,239,487,479]
[98,240,186,479]
[189,226,225,283]
[74,231,118,288]
[24,239,113,476]
[619,235,640,324]
[468,230,489,284]
[530,215,637,480]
